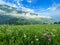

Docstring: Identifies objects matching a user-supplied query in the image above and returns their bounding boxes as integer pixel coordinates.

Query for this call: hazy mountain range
[0,3,60,24]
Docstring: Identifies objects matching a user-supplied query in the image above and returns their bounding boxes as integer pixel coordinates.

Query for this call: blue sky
[0,0,60,17]
[21,0,52,9]
[3,0,60,9]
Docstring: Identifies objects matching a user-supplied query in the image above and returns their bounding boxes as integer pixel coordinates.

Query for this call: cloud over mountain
[0,0,51,19]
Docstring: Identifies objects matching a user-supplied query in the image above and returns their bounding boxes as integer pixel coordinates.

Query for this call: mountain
[0,4,51,25]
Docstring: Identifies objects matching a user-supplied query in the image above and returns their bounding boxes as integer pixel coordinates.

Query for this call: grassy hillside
[0,24,60,45]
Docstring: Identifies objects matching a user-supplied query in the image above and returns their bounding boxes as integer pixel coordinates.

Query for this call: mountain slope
[0,4,52,24]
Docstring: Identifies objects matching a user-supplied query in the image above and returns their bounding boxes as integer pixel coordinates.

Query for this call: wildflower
[36,38,39,41]
[43,33,51,42]
[43,33,50,38]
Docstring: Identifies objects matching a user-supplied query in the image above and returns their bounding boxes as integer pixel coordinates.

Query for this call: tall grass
[0,24,60,45]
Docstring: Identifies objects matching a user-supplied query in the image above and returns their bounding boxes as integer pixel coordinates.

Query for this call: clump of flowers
[34,35,39,41]
[43,33,51,42]
[43,33,50,38]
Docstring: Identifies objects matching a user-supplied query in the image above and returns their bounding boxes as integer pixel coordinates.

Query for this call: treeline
[54,21,60,24]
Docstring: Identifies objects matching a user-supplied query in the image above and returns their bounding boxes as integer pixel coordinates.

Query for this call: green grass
[0,24,60,45]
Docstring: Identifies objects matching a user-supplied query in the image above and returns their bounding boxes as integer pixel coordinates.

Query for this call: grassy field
[0,24,60,45]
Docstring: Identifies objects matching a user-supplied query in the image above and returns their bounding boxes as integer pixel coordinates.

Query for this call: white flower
[36,38,39,41]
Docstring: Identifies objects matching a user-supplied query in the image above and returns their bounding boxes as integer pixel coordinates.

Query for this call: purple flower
[43,33,51,42]
[43,33,50,38]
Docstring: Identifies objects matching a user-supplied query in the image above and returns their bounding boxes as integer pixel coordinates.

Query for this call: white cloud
[0,0,35,13]
[0,10,5,14]
[49,3,60,16]
[11,11,51,19]
[0,0,56,19]
[38,3,60,16]
[0,0,6,5]
[27,0,32,3]
[22,7,35,13]
[0,0,18,8]
[0,0,51,19]
[48,3,60,11]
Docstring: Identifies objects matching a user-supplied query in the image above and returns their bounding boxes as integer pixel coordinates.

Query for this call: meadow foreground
[0,24,60,45]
